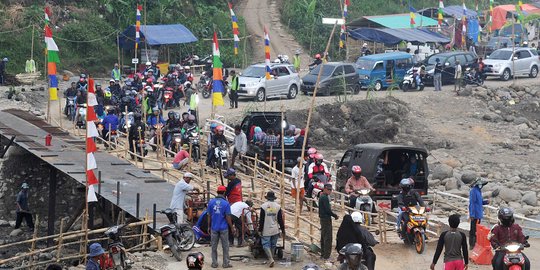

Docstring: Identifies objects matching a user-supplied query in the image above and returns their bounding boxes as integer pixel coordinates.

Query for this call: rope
[54,30,119,43]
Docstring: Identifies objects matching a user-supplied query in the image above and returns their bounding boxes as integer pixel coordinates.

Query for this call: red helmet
[307,147,317,155]
[315,54,321,59]
[215,125,224,132]
[352,165,362,174]
[315,153,324,160]
[147,78,154,83]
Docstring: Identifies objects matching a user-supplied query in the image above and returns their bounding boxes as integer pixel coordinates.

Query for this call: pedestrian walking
[229,70,239,109]
[230,125,247,168]
[468,178,489,248]
[434,58,443,91]
[229,200,254,247]
[208,185,234,268]
[293,49,301,72]
[430,214,469,270]
[15,183,34,230]
[170,173,198,225]
[454,60,462,93]
[319,183,339,262]
[259,191,285,267]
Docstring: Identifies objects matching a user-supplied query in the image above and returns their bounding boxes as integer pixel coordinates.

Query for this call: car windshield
[309,64,334,76]
[489,50,513,60]
[356,59,375,70]
[242,66,266,78]
[426,55,444,65]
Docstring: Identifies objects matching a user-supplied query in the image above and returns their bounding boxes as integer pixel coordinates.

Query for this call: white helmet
[146,61,151,66]
[273,59,280,63]
[351,212,364,224]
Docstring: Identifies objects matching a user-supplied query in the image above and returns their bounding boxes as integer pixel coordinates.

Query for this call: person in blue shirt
[468,177,489,249]
[101,108,119,142]
[207,185,235,268]
[193,210,210,243]
[86,242,105,270]
[147,108,165,141]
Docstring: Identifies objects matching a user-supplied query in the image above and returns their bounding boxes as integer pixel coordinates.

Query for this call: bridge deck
[0,110,171,228]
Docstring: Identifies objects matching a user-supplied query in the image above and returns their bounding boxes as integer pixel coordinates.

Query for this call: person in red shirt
[345,166,375,207]
[173,144,190,170]
[490,207,530,270]
[224,168,242,204]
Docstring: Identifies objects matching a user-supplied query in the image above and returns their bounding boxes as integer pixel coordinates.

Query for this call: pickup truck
[335,143,429,202]
[239,112,307,170]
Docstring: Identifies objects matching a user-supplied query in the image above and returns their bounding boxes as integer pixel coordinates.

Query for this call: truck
[335,143,429,202]
[239,112,306,170]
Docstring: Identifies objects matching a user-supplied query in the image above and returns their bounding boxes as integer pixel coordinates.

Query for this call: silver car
[484,48,540,81]
[237,63,301,102]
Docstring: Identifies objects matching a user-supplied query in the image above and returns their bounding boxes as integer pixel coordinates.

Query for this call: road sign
[131,58,139,64]
[322,18,344,25]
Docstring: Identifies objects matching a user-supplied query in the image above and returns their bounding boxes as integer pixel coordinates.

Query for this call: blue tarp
[348,28,450,45]
[467,19,480,43]
[118,24,198,49]
[442,5,478,19]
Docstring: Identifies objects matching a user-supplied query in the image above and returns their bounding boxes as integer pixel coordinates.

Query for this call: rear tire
[530,66,538,78]
[374,81,383,91]
[178,225,196,251]
[501,69,511,81]
[402,83,409,92]
[166,235,182,261]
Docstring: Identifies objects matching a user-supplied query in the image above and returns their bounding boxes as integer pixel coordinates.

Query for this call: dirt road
[237,0,312,68]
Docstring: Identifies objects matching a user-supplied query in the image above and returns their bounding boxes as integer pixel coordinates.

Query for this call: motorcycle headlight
[175,138,181,143]
[410,207,419,214]
[427,69,434,75]
[360,189,369,195]
[506,244,521,252]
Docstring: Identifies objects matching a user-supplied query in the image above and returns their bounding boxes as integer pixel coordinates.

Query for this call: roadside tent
[348,28,450,45]
[492,4,540,30]
[118,24,198,49]
[419,5,478,20]
[348,13,439,29]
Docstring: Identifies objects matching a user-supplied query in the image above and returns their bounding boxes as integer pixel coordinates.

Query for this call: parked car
[237,63,301,102]
[301,62,360,95]
[482,36,513,56]
[356,52,413,91]
[483,48,540,81]
[423,51,477,85]
[335,143,429,203]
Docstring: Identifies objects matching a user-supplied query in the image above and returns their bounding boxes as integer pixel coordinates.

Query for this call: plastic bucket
[291,243,304,262]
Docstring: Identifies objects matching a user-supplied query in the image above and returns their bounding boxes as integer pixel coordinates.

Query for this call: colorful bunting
[344,0,350,17]
[228,2,240,55]
[212,32,225,107]
[86,78,99,202]
[438,0,444,27]
[462,1,467,47]
[489,0,494,32]
[136,4,142,50]
[264,27,271,80]
[44,7,59,101]
[516,1,524,23]
[409,6,417,28]
[340,0,348,48]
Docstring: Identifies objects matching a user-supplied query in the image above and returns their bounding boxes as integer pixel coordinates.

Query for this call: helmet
[498,207,514,227]
[363,43,368,47]
[96,83,101,87]
[399,178,413,192]
[80,74,87,78]
[134,113,142,122]
[273,59,281,63]
[168,111,175,120]
[106,106,115,113]
[146,61,151,66]
[352,165,362,174]
[104,90,112,98]
[341,243,363,269]
[215,125,224,132]
[21,183,29,189]
[210,123,218,130]
[184,66,190,70]
[315,153,324,161]
[351,212,364,224]
[186,252,204,270]
[153,108,160,113]
[315,54,321,59]
[188,114,196,123]
[307,147,317,155]
[302,263,320,270]
[2,58,8,62]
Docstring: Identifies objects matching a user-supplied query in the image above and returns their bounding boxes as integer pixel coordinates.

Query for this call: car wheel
[374,80,383,91]
[501,69,511,81]
[530,66,538,78]
[287,84,298,99]
[353,84,361,94]
[255,88,265,102]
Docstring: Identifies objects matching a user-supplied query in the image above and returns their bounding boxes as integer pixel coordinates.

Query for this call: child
[430,214,469,270]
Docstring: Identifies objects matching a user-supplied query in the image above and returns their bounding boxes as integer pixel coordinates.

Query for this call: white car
[484,48,540,81]
[237,63,301,102]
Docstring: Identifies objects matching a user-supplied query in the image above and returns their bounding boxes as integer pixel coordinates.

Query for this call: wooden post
[138,128,145,169]
[124,106,129,159]
[56,219,65,262]
[253,153,258,177]
[108,123,112,149]
[280,106,285,210]
[29,215,39,269]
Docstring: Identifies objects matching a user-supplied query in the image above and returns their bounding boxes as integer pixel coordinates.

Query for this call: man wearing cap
[208,185,235,268]
[172,144,191,170]
[170,173,198,225]
[468,177,489,248]
[319,183,338,262]
[86,242,105,270]
[15,183,34,230]
[224,168,243,204]
[229,200,254,247]
[259,191,285,267]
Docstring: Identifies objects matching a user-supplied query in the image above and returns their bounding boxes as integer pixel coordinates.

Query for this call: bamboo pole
[124,106,129,159]
[56,219,65,262]
[280,106,285,210]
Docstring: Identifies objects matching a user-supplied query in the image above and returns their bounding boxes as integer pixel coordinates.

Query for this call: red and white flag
[86,78,99,202]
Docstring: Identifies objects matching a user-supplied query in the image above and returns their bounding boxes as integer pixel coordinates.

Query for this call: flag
[212,32,225,107]
[228,2,240,55]
[44,7,59,101]
[489,0,494,32]
[86,78,99,202]
[264,27,271,80]
[344,0,350,17]
[135,5,142,50]
[409,6,417,28]
[462,1,467,46]
[516,1,524,23]
[438,0,444,27]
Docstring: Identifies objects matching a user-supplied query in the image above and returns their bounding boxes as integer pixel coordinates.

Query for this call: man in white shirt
[170,172,198,225]
[229,200,254,247]
[290,157,305,211]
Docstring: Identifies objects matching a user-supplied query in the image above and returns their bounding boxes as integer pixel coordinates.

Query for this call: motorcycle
[401,67,425,92]
[398,205,428,254]
[182,127,200,162]
[148,123,165,152]
[212,142,228,169]
[498,236,530,270]
[163,87,175,110]
[66,97,76,121]
[118,112,134,133]
[309,174,331,207]
[76,104,87,129]
[130,138,148,160]
[461,67,484,87]
[104,224,132,270]
[353,189,375,226]
[168,127,183,155]
[158,208,196,261]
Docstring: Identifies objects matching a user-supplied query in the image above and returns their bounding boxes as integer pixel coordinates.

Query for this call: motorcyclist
[164,111,182,147]
[361,43,372,56]
[184,66,193,83]
[206,125,228,166]
[95,83,105,118]
[64,82,78,115]
[146,69,156,82]
[303,147,318,192]
[144,62,153,74]
[307,153,330,198]
[345,166,375,207]
[474,58,485,81]
[182,114,198,132]
[338,243,368,270]
[107,79,122,98]
[490,207,530,270]
[396,178,425,235]
[186,252,205,270]
[151,60,161,78]
[76,74,88,91]
[128,113,146,160]
[101,107,119,142]
[308,54,322,69]
[147,108,166,142]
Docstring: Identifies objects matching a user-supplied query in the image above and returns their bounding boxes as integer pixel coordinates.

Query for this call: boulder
[483,113,502,122]
[10,228,23,237]
[428,179,441,188]
[522,191,538,206]
[457,87,473,96]
[461,171,478,184]
[312,128,327,138]
[498,187,521,203]
[0,220,10,227]
[445,178,461,191]
[432,164,454,180]
[514,117,529,125]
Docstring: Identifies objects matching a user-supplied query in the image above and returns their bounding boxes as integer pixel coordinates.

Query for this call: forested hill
[0,0,247,74]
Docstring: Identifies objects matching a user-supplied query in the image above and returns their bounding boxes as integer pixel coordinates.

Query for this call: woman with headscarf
[336,213,378,270]
[252,126,266,146]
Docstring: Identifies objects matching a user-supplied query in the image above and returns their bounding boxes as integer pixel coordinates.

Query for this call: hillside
[0,0,248,75]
